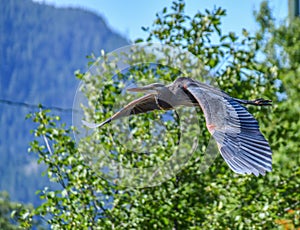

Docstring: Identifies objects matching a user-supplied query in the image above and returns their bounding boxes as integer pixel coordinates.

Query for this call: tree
[0,191,36,229]
[21,0,299,229]
[253,1,300,228]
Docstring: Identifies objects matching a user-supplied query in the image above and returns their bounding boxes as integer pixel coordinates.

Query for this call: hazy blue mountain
[0,0,128,206]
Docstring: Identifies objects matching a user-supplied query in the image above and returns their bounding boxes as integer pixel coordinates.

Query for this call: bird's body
[83,77,272,176]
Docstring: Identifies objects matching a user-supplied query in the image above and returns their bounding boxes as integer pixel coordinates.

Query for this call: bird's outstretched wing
[186,82,272,176]
[82,93,163,129]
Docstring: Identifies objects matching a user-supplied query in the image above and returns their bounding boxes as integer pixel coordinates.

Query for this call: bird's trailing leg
[252,98,272,106]
[234,98,272,106]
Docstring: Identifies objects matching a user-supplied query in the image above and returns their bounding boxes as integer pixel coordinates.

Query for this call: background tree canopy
[13,0,300,229]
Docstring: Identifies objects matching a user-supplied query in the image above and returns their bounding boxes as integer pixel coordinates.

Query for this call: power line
[0,98,77,113]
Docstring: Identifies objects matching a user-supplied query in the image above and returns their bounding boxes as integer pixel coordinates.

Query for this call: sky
[33,0,288,41]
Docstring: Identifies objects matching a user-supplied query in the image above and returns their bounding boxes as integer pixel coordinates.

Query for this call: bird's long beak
[127,85,157,94]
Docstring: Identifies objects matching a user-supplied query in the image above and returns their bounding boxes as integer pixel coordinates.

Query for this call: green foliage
[22,0,299,229]
[0,191,36,229]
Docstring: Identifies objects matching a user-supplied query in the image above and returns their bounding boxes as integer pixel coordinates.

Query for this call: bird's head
[127,83,166,94]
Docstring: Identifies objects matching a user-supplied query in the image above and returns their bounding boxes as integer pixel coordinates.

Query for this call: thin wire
[0,98,80,113]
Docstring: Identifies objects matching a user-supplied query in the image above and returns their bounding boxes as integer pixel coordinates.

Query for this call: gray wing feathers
[82,94,160,128]
[186,83,272,176]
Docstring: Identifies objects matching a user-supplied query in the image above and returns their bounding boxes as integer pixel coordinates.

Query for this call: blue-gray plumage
[83,77,272,176]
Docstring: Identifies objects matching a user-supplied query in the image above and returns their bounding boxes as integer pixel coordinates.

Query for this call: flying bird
[83,77,272,176]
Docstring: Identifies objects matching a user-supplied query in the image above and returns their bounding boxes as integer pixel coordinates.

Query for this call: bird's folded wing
[186,84,272,176]
[82,93,162,128]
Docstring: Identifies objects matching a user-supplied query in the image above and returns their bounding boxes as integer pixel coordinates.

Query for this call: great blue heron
[83,77,272,176]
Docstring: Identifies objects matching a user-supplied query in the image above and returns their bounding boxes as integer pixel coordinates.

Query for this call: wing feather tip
[220,146,272,177]
[82,120,98,129]
[82,120,109,129]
